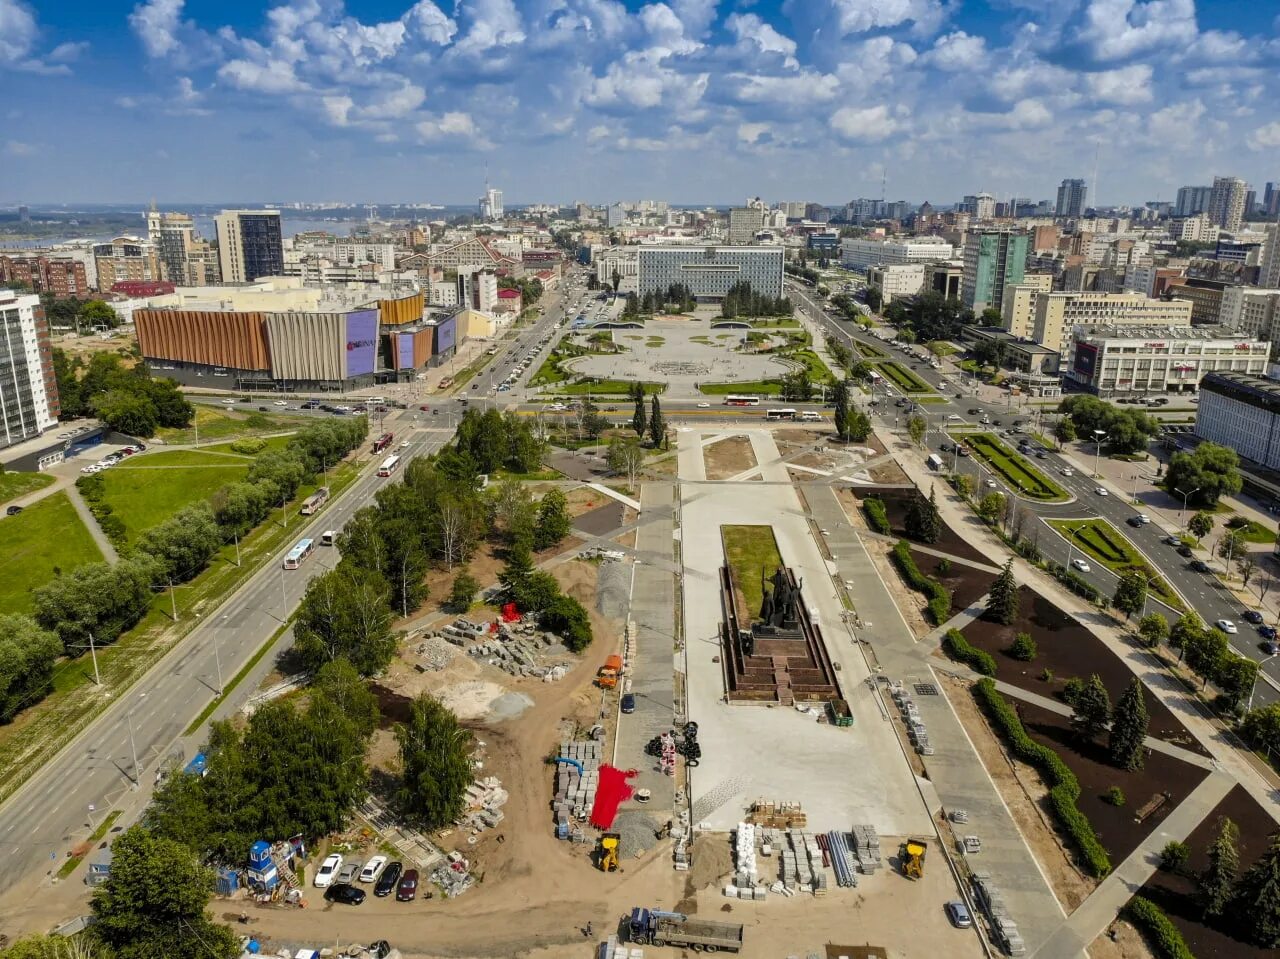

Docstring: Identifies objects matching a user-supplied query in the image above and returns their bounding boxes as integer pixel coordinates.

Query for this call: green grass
[917,395,951,404]
[689,335,712,344]
[156,406,314,445]
[0,470,55,506]
[57,810,122,878]
[552,379,666,396]
[783,348,834,383]
[645,337,665,347]
[1046,518,1185,611]
[203,434,295,456]
[1225,518,1277,545]
[747,318,799,328]
[699,381,781,396]
[854,340,887,359]
[0,492,105,615]
[876,361,935,394]
[955,432,1070,503]
[722,524,783,617]
[100,451,250,543]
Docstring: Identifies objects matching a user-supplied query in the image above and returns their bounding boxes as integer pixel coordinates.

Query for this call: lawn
[551,379,666,396]
[956,432,1070,502]
[782,348,834,383]
[876,360,935,393]
[722,524,783,617]
[854,340,888,359]
[0,492,104,615]
[1226,518,1277,545]
[1046,518,1185,611]
[699,380,782,396]
[156,406,314,445]
[748,318,799,328]
[0,471,55,506]
[99,450,250,543]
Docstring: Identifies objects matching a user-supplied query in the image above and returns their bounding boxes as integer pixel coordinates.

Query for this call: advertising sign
[396,332,416,370]
[344,309,379,377]
[435,315,457,356]
[1073,342,1099,380]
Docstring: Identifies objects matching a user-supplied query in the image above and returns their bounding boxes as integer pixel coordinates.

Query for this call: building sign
[1144,342,1167,349]
[344,309,378,377]
[396,332,415,370]
[435,315,457,355]
[1073,342,1100,379]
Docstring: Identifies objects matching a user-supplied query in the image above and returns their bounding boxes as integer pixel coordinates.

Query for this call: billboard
[344,309,379,377]
[396,332,416,370]
[1073,342,1099,380]
[435,315,457,356]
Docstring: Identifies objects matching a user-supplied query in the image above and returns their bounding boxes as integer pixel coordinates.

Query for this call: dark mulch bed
[910,547,995,612]
[574,501,626,536]
[855,484,988,565]
[1015,702,1209,864]
[961,587,1206,754]
[1138,784,1280,959]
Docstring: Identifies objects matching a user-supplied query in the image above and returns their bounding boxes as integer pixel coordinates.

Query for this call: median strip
[184,617,294,737]
[952,431,1070,503]
[1045,518,1186,612]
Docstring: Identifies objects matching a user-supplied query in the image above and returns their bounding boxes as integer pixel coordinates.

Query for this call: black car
[1190,560,1211,573]
[1177,545,1194,558]
[5,505,22,516]
[375,861,403,897]
[1243,610,1264,625]
[992,420,1002,427]
[1126,516,1144,527]
[968,408,980,415]
[325,883,366,905]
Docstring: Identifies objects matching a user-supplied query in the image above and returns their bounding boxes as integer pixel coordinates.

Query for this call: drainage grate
[914,683,940,696]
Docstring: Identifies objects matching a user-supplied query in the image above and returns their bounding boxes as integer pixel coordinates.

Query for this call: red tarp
[589,764,637,830]
[501,602,520,622]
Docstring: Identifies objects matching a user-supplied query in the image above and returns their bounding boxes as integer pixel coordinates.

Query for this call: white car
[1071,558,1092,573]
[314,853,343,888]
[986,480,998,489]
[1095,487,1108,496]
[697,402,710,408]
[1137,513,1150,524]
[80,465,100,474]
[947,413,962,420]
[359,855,388,883]
[274,400,288,406]
[1061,467,1074,476]
[222,398,235,405]
[1216,619,1238,634]
[399,440,410,449]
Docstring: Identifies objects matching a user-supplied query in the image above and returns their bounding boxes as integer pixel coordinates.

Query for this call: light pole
[1064,517,1094,571]
[127,696,143,785]
[1175,486,1200,532]
[1092,429,1108,478]
[87,631,101,686]
[1247,652,1276,712]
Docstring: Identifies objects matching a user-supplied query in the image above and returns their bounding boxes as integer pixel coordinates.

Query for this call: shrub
[1040,668,1054,682]
[229,437,267,455]
[942,628,997,676]
[862,497,891,535]
[1122,896,1195,959]
[936,557,951,575]
[889,540,953,625]
[973,679,1112,878]
[1009,632,1038,661]
[1104,786,1126,806]
[1047,562,1102,603]
[1159,840,1190,873]
[1062,677,1086,707]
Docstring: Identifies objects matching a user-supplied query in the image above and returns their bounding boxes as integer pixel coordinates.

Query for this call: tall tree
[846,407,872,442]
[449,570,479,612]
[533,488,573,551]
[1108,678,1149,771]
[0,614,62,724]
[1188,511,1213,541]
[631,390,647,437]
[1112,570,1148,620]
[1070,674,1112,742]
[606,436,644,489]
[1169,611,1205,652]
[1199,815,1240,919]
[1137,612,1169,648]
[292,565,396,676]
[1234,830,1280,946]
[986,559,1020,625]
[648,394,665,448]
[904,488,942,544]
[396,695,473,829]
[907,413,927,447]
[1165,443,1244,510]
[834,390,851,442]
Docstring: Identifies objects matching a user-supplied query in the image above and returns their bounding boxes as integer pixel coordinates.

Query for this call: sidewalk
[64,481,118,563]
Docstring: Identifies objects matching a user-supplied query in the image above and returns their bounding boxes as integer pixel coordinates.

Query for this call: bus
[372,432,394,454]
[300,486,330,515]
[283,537,315,570]
[765,408,798,421]
[724,395,762,407]
[377,454,401,477]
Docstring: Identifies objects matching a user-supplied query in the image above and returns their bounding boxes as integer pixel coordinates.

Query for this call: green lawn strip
[1046,518,1185,611]
[698,381,782,396]
[875,361,935,394]
[781,348,834,383]
[722,524,783,618]
[0,459,364,806]
[0,470,55,506]
[100,452,250,543]
[553,379,666,396]
[956,432,1070,503]
[0,492,105,615]
[203,434,296,456]
[1226,519,1277,545]
[853,340,887,359]
[57,809,123,879]
[916,396,950,404]
[156,408,313,445]
[185,618,293,736]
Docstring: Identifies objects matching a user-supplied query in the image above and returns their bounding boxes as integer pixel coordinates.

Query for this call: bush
[1122,896,1195,959]
[973,679,1112,877]
[1159,840,1190,873]
[1104,786,1126,806]
[1009,632,1038,661]
[942,628,997,676]
[863,497,891,535]
[1047,562,1102,603]
[890,540,953,625]
[936,558,951,575]
[1062,677,1086,707]
[229,437,267,455]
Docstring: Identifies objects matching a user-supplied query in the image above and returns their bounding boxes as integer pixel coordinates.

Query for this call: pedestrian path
[584,482,641,512]
[65,482,118,563]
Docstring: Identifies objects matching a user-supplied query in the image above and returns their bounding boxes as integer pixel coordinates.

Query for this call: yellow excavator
[901,839,927,880]
[596,833,621,872]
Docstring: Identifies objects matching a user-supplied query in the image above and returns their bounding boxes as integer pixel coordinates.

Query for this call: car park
[314,853,342,887]
[396,869,419,901]
[359,856,388,883]
[325,883,366,905]
[375,861,403,896]
[1071,558,1091,572]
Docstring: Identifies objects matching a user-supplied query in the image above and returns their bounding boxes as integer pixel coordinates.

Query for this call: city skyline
[3,1,1280,204]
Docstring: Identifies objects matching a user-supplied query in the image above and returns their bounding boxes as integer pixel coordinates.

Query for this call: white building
[595,247,640,295]
[728,207,765,244]
[1066,324,1268,396]
[866,264,926,304]
[1195,372,1280,470]
[479,186,504,221]
[0,289,59,449]
[839,237,954,271]
[1033,292,1194,357]
[638,245,783,300]
[1172,213,1219,243]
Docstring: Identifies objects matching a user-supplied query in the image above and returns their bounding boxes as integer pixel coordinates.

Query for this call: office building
[1066,324,1265,396]
[0,289,59,449]
[1172,213,1218,243]
[961,231,1029,313]
[595,247,639,295]
[1175,185,1212,218]
[479,186,504,221]
[17,206,29,224]
[1207,176,1248,232]
[1259,223,1280,289]
[840,237,953,271]
[1033,291,1194,356]
[0,256,90,297]
[606,204,626,228]
[456,269,499,313]
[961,193,996,220]
[1264,183,1280,217]
[1195,372,1280,471]
[999,273,1055,339]
[1055,179,1088,218]
[866,264,926,305]
[928,262,964,299]
[781,202,808,220]
[638,245,783,301]
[1218,286,1280,342]
[93,236,162,291]
[1164,278,1226,325]
[214,210,284,284]
[145,210,198,285]
[728,207,765,244]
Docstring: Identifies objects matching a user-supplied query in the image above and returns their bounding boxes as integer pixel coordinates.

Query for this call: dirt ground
[703,434,757,480]
[868,459,911,484]
[856,485,991,566]
[911,548,996,612]
[772,427,833,456]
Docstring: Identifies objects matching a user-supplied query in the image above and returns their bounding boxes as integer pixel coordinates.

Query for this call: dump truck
[627,908,744,953]
[597,654,623,689]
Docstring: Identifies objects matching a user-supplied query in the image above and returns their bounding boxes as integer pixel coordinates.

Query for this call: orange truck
[597,654,623,689]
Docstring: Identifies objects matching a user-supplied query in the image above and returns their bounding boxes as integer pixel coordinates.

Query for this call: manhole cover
[914,683,940,696]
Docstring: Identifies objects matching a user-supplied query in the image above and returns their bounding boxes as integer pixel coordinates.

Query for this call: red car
[396,869,419,901]
[419,405,430,411]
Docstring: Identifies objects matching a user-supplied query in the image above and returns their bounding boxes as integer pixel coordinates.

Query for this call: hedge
[973,678,1113,878]
[890,539,953,625]
[1122,897,1195,959]
[942,628,997,676]
[863,497,892,535]
[1046,562,1102,603]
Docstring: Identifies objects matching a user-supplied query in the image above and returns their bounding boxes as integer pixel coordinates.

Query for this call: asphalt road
[0,426,452,896]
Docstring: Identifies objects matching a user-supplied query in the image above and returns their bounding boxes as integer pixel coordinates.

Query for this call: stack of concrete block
[850,825,881,874]
[972,871,1026,956]
[733,822,759,889]
[554,740,602,820]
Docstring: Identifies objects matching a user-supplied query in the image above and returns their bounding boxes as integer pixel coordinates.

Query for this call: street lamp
[1064,517,1094,571]
[1246,652,1277,712]
[1092,429,1108,478]
[1175,486,1200,532]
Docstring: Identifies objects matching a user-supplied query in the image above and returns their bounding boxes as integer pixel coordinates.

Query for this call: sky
[3,0,1280,207]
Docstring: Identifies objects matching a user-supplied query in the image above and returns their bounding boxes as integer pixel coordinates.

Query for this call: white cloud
[831,0,947,35]
[966,98,1053,131]
[925,31,987,71]
[0,0,74,73]
[1145,98,1204,141]
[403,0,457,44]
[217,56,306,94]
[1080,0,1198,61]
[48,41,88,63]
[639,3,699,54]
[1083,63,1152,104]
[417,111,480,140]
[830,104,900,143]
[738,122,770,144]
[453,0,525,53]
[4,139,35,156]
[129,0,184,58]
[1247,122,1280,151]
[726,13,799,69]
[727,70,839,103]
[323,95,354,126]
[366,82,427,119]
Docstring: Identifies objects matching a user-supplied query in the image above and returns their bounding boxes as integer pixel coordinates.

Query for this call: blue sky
[4,0,1280,206]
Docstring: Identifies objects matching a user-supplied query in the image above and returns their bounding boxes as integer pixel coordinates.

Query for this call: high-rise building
[215,210,284,284]
[1055,179,1088,218]
[728,207,765,244]
[145,210,197,285]
[961,231,1029,313]
[17,206,29,224]
[1175,185,1212,218]
[1207,176,1248,232]
[606,204,625,228]
[93,236,162,291]
[1264,182,1280,217]
[961,193,997,220]
[479,186,504,220]
[1259,224,1280,289]
[0,288,60,449]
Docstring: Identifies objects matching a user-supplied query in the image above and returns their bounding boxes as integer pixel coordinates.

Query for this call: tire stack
[677,722,700,768]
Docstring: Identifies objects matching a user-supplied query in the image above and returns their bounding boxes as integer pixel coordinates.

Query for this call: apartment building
[93,236,162,291]
[1033,292,1194,357]
[728,207,765,244]
[961,231,1028,312]
[1055,179,1087,218]
[638,245,783,300]
[839,237,953,271]
[999,273,1055,339]
[0,289,60,449]
[1207,176,1248,232]
[0,256,90,297]
[1218,286,1280,342]
[215,210,284,284]
[866,264,926,304]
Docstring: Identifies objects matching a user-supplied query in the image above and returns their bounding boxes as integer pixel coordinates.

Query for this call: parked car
[6,505,23,516]
[1216,619,1238,634]
[396,869,419,902]
[359,856,387,883]
[314,853,343,888]
[621,693,636,714]
[1243,610,1264,625]
[325,883,366,905]
[336,861,361,885]
[375,861,403,897]
[1190,560,1211,573]
[945,901,973,929]
[1258,624,1277,641]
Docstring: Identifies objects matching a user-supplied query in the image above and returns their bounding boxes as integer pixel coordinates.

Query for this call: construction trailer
[627,908,744,953]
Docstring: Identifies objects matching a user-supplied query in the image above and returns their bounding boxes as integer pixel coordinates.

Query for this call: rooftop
[1075,324,1258,341]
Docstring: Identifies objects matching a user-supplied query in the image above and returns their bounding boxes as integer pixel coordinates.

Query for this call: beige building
[866,263,925,304]
[1033,292,1194,357]
[1067,324,1267,396]
[999,273,1054,339]
[728,207,765,244]
[1219,286,1280,342]
[93,236,162,290]
[1207,176,1247,232]
[1173,213,1219,243]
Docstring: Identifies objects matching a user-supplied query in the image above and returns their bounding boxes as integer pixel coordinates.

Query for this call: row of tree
[1171,814,1280,947]
[621,284,697,317]
[53,350,193,437]
[1167,611,1260,713]
[719,281,793,319]
[450,407,546,475]
[1064,674,1151,770]
[629,382,667,448]
[832,379,871,443]
[1056,395,1160,457]
[882,291,973,343]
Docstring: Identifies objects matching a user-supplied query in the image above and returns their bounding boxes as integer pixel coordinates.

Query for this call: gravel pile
[611,809,662,859]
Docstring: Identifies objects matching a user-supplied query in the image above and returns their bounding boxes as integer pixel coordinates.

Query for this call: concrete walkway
[585,481,641,512]
[64,482,118,563]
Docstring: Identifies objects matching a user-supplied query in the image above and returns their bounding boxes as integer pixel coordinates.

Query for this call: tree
[864,286,882,312]
[1188,511,1213,541]
[1054,418,1077,447]
[846,408,871,442]
[79,300,120,330]
[1070,674,1112,742]
[33,556,158,653]
[1009,632,1037,661]
[396,695,473,829]
[292,566,397,676]
[1241,702,1280,754]
[499,540,535,597]
[986,559,1019,625]
[648,394,665,448]
[93,390,157,437]
[1199,815,1240,919]
[1108,678,1149,771]
[1160,840,1191,873]
[1169,611,1205,652]
[1217,655,1259,714]
[541,593,593,652]
[1137,612,1169,648]
[907,413,927,447]
[631,390,647,437]
[1234,830,1280,946]
[834,386,852,442]
[904,488,942,544]
[136,503,223,584]
[311,658,379,740]
[1112,570,1148,620]
[90,826,239,959]
[533,488,572,551]
[977,491,1005,524]
[954,473,975,498]
[1238,555,1257,589]
[0,614,62,724]
[449,570,479,612]
[1165,443,1243,510]
[0,934,105,958]
[606,436,644,489]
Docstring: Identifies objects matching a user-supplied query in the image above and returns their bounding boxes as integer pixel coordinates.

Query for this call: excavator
[596,833,621,872]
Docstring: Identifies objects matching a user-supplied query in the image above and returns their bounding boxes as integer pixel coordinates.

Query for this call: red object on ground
[589,764,637,830]
[501,602,520,623]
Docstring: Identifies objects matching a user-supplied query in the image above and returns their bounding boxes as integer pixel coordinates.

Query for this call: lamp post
[1064,517,1094,572]
[1175,486,1200,532]
[1092,429,1108,479]
[1247,652,1277,712]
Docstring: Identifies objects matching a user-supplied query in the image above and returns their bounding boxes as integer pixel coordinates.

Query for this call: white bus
[724,395,761,407]
[765,408,798,421]
[283,537,316,570]
[377,454,401,477]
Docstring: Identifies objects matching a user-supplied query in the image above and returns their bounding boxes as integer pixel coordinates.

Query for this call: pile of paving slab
[427,618,572,680]
[722,823,882,899]
[554,739,603,832]
[972,870,1027,957]
[463,776,508,832]
[892,684,933,755]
